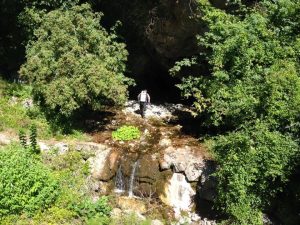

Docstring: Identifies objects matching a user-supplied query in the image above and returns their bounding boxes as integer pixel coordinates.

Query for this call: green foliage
[21,0,79,9]
[29,124,40,154]
[18,125,41,154]
[19,130,27,149]
[109,213,152,225]
[214,123,298,224]
[112,125,141,141]
[174,0,300,131]
[70,197,112,220]
[20,3,133,118]
[172,0,300,223]
[87,214,111,225]
[4,82,32,100]
[0,78,88,140]
[0,144,59,216]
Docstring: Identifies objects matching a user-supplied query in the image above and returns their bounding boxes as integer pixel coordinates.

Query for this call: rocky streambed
[0,101,218,224]
[88,101,218,224]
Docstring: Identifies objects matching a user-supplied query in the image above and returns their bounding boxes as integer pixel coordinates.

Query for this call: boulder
[159,137,172,147]
[0,133,12,146]
[197,161,217,202]
[159,146,205,182]
[88,147,113,181]
[117,196,147,214]
[38,142,50,152]
[151,219,164,225]
[22,98,33,109]
[53,142,69,154]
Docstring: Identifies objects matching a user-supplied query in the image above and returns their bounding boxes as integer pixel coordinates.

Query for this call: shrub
[110,213,152,225]
[0,145,59,216]
[20,4,133,118]
[112,125,141,141]
[70,196,112,220]
[214,123,299,224]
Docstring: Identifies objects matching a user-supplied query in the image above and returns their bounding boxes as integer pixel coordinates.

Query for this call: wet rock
[197,161,217,202]
[151,219,164,225]
[117,196,147,214]
[159,137,172,147]
[123,100,191,120]
[160,173,195,217]
[160,146,205,182]
[190,212,201,222]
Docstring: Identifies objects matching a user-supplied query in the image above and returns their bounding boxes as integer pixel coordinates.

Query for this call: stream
[90,100,217,224]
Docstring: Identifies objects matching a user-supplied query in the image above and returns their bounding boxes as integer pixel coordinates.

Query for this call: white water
[163,173,195,217]
[128,160,139,197]
[114,165,125,193]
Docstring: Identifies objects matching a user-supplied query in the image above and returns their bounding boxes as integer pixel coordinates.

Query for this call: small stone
[54,142,69,155]
[22,98,33,108]
[190,213,201,222]
[0,134,11,145]
[151,219,164,225]
[159,138,172,147]
[111,208,122,218]
[38,142,50,152]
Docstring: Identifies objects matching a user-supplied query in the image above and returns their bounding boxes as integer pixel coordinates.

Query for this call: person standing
[137,90,150,118]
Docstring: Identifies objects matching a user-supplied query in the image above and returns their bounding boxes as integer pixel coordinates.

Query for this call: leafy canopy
[20,4,132,117]
[172,0,300,223]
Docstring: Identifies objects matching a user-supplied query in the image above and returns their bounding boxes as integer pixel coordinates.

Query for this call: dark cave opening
[127,60,183,104]
[92,0,185,104]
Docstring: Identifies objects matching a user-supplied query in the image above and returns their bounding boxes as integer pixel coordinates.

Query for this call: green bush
[112,125,141,141]
[70,196,112,220]
[214,123,299,224]
[4,82,32,100]
[171,0,300,223]
[20,3,133,118]
[110,213,152,225]
[0,144,59,216]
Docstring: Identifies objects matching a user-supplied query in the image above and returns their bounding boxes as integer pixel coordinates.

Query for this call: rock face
[117,196,147,214]
[145,0,204,67]
[159,146,206,182]
[160,173,195,217]
[197,161,217,202]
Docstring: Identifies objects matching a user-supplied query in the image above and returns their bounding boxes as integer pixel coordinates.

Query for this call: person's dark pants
[139,102,147,118]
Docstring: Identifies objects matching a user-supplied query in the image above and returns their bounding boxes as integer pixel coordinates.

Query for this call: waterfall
[114,165,125,193]
[128,160,139,197]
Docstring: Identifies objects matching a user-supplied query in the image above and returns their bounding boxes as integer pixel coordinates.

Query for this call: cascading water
[128,160,139,197]
[114,165,125,193]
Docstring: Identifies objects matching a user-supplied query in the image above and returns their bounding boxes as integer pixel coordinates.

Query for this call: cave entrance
[128,57,183,104]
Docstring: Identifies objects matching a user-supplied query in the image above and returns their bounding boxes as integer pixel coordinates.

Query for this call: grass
[0,78,89,141]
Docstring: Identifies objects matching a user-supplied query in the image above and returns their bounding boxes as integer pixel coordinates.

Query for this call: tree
[20,4,132,117]
[172,0,300,223]
[214,123,298,224]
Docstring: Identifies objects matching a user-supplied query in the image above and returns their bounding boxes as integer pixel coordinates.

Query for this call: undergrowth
[112,125,141,141]
[0,78,88,141]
